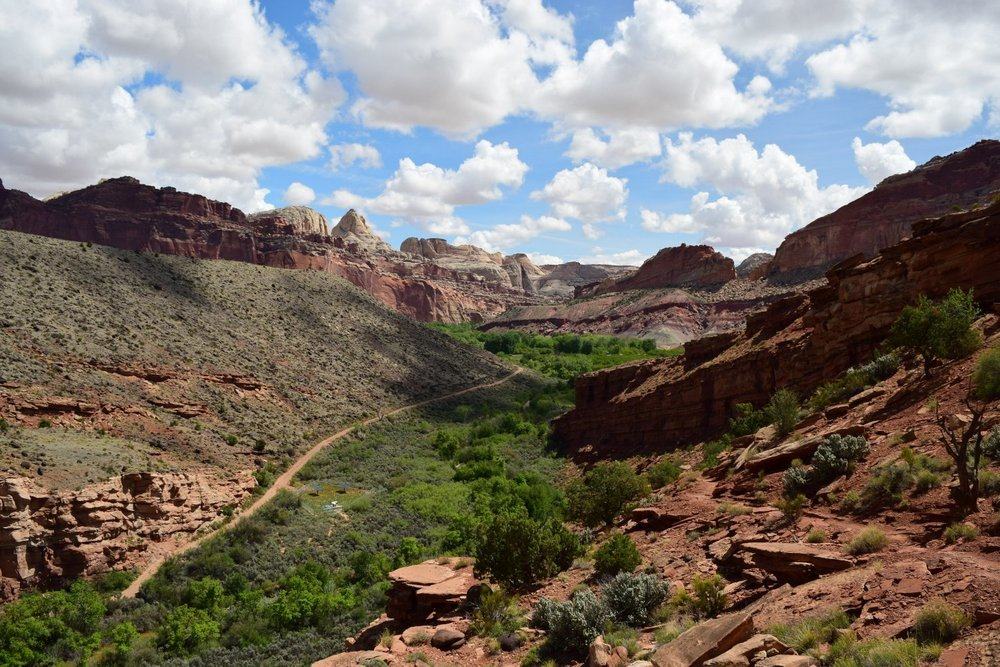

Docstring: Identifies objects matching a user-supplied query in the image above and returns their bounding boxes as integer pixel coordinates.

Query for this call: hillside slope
[0,229,508,596]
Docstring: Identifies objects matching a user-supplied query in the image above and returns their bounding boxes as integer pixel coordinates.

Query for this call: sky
[1,1,997,266]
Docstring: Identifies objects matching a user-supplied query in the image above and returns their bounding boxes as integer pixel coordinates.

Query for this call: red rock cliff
[769,139,1000,280]
[553,200,1000,453]
[589,244,736,296]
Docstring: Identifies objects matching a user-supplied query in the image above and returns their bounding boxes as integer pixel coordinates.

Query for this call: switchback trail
[121,368,522,598]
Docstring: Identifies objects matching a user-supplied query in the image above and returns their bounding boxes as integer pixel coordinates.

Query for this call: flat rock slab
[756,656,817,667]
[312,650,397,666]
[703,634,789,667]
[727,542,853,579]
[389,563,456,587]
[651,613,754,667]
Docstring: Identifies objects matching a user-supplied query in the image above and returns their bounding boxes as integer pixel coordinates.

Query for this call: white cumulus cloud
[531,164,628,234]
[565,127,661,169]
[284,182,316,206]
[325,140,528,236]
[457,215,571,251]
[851,137,916,185]
[576,248,648,265]
[644,133,867,250]
[328,143,382,171]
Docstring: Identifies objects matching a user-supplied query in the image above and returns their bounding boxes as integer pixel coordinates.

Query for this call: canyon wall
[553,200,1000,453]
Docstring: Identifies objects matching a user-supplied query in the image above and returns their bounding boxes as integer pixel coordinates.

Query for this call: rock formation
[533,261,636,299]
[249,206,329,238]
[332,209,391,254]
[768,139,1000,280]
[0,472,253,599]
[736,253,773,278]
[587,244,736,296]
[553,199,1000,452]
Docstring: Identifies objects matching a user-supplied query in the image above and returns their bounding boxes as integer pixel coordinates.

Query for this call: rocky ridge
[553,198,1000,452]
[767,139,1000,280]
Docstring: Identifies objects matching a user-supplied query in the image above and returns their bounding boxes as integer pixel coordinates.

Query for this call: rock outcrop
[0,177,542,323]
[0,472,253,599]
[534,261,636,299]
[553,199,1000,452]
[249,206,329,238]
[768,139,1000,280]
[588,245,736,296]
[736,253,773,279]
[385,559,478,624]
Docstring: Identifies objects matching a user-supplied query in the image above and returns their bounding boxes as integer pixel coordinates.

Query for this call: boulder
[386,559,479,623]
[651,613,754,667]
[722,542,853,584]
[587,636,628,667]
[703,634,790,667]
[430,627,466,650]
[312,650,397,666]
[755,656,818,667]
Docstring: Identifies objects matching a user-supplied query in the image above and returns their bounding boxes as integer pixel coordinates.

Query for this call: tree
[934,350,1000,513]
[156,606,220,656]
[890,289,982,377]
[566,462,650,528]
[474,512,581,589]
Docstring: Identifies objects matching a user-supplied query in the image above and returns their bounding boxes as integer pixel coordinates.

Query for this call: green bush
[0,581,105,664]
[782,462,810,498]
[470,588,524,638]
[943,522,978,544]
[805,529,826,543]
[602,572,670,627]
[890,288,982,376]
[593,533,642,577]
[156,605,220,656]
[776,493,806,521]
[767,389,800,437]
[728,402,770,437]
[645,457,682,489]
[807,352,899,411]
[913,599,971,645]
[844,527,888,555]
[690,574,728,618]
[474,513,581,589]
[531,589,610,656]
[567,462,650,528]
[973,346,1000,400]
[860,462,913,509]
[913,469,943,494]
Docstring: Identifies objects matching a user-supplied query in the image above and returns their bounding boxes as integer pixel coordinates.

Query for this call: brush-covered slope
[0,229,508,594]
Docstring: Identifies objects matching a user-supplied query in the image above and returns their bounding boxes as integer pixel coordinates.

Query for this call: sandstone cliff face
[588,244,736,296]
[0,472,253,599]
[553,201,1000,452]
[0,178,542,323]
[769,139,1000,280]
[249,206,329,238]
[735,253,773,278]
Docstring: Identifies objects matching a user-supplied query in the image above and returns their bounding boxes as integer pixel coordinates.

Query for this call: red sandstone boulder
[651,612,754,666]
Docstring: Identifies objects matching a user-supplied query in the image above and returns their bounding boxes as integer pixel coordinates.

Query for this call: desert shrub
[839,490,862,513]
[943,523,978,544]
[980,470,1000,496]
[812,434,869,483]
[728,402,770,437]
[531,589,610,656]
[770,608,850,653]
[973,346,1000,400]
[602,626,640,657]
[807,353,900,411]
[913,599,971,645]
[845,527,888,555]
[805,528,826,543]
[699,437,731,469]
[602,572,670,627]
[156,605,220,656]
[470,588,524,638]
[826,634,922,667]
[890,289,982,376]
[913,469,943,494]
[767,389,800,437]
[646,457,682,489]
[567,462,650,527]
[782,462,810,498]
[986,428,1000,461]
[689,574,728,618]
[859,351,902,383]
[593,533,642,577]
[474,512,581,589]
[106,621,139,662]
[776,493,807,521]
[860,463,913,509]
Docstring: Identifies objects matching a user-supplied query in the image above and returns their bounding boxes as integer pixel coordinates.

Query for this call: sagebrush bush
[728,402,770,437]
[943,522,978,544]
[845,527,888,555]
[808,352,900,410]
[812,434,869,482]
[602,572,669,627]
[474,512,581,589]
[782,462,810,498]
[531,589,610,656]
[913,599,971,645]
[860,463,913,509]
[593,533,641,577]
[470,588,523,638]
[567,462,650,527]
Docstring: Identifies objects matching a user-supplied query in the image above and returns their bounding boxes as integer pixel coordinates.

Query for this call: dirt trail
[121,369,522,598]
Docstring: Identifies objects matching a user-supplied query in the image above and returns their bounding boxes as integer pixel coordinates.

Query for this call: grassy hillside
[0,230,508,489]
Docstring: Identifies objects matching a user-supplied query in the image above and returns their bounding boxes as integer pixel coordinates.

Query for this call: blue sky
[2,0,996,265]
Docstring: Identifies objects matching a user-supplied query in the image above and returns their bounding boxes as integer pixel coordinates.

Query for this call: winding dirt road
[121,368,522,598]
